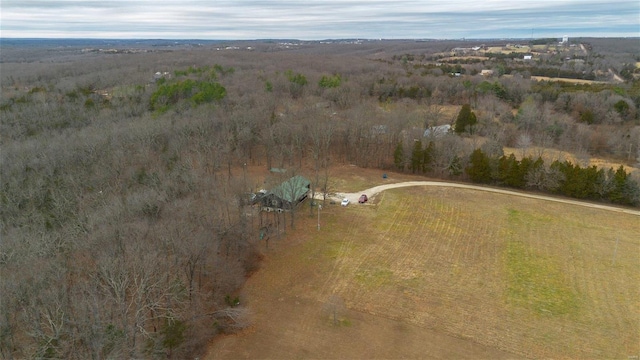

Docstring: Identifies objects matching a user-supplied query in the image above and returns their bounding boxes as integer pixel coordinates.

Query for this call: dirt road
[609,68,625,83]
[332,181,640,216]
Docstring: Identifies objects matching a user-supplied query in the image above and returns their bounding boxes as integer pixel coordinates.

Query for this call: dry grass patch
[487,46,531,54]
[503,146,638,173]
[530,76,608,84]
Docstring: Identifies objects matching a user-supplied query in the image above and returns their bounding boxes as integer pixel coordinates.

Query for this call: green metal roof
[269,175,310,203]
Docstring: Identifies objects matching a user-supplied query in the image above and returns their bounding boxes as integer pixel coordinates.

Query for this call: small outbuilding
[424,124,451,138]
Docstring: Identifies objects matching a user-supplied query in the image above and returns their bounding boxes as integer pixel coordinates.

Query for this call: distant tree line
[395,139,639,206]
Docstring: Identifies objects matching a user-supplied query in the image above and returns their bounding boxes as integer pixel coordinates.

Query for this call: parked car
[358,194,368,203]
[340,198,350,206]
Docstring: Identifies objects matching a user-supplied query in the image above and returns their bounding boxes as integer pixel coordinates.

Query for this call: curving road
[330,181,640,216]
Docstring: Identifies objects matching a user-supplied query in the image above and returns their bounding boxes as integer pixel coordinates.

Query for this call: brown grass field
[207,168,640,359]
[487,46,532,54]
[503,146,639,174]
[529,76,608,85]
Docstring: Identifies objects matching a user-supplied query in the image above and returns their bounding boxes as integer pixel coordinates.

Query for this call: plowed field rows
[208,186,639,359]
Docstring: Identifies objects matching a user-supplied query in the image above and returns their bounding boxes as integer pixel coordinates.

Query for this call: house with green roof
[261,175,311,210]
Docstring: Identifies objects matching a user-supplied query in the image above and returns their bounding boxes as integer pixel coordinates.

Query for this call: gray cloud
[2,0,638,39]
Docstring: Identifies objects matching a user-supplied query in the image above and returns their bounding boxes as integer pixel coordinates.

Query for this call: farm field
[207,182,640,359]
[487,46,532,53]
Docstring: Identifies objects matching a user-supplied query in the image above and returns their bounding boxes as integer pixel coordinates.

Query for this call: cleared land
[487,46,532,53]
[503,146,639,174]
[207,176,640,359]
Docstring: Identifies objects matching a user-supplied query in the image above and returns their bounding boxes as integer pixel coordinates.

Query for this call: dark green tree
[285,70,308,98]
[621,178,640,206]
[552,161,606,200]
[554,161,584,198]
[161,319,187,357]
[579,109,595,124]
[613,100,630,119]
[517,156,534,188]
[466,149,492,183]
[454,104,477,134]
[410,140,423,173]
[497,155,532,189]
[318,74,342,88]
[608,165,629,204]
[422,141,435,173]
[393,142,405,171]
[285,70,308,86]
[150,79,226,111]
[496,154,516,185]
[581,165,604,199]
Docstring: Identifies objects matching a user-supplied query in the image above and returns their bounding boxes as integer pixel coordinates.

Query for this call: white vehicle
[340,198,350,206]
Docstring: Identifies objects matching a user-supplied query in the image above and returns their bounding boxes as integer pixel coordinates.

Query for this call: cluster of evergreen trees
[394,142,639,206]
[465,149,640,206]
[149,65,230,112]
[149,78,226,112]
[394,102,638,207]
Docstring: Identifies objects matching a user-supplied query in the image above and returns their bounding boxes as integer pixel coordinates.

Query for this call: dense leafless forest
[1,37,639,358]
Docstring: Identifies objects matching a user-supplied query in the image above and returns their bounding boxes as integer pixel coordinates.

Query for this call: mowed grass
[306,187,638,358]
[505,209,580,316]
[209,185,639,359]
[329,165,423,193]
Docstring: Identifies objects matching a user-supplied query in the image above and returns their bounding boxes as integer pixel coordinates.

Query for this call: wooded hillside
[1,38,639,358]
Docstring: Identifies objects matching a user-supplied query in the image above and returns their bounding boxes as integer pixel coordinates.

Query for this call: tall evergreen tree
[517,156,533,189]
[608,165,628,203]
[466,148,492,183]
[454,104,477,134]
[393,142,405,171]
[621,177,640,206]
[410,140,423,173]
[422,141,435,173]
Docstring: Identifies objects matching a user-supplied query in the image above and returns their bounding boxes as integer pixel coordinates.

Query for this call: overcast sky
[2,0,638,40]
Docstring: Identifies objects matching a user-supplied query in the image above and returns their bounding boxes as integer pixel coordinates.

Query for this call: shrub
[319,74,342,88]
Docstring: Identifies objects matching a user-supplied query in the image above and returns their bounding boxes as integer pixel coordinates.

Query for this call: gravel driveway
[324,181,640,216]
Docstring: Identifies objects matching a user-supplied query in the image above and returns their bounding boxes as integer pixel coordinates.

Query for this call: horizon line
[3,36,639,42]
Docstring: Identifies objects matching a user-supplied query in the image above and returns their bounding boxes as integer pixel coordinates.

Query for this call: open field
[207,171,640,359]
[529,76,608,84]
[503,146,639,174]
[487,46,532,53]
